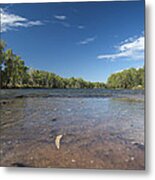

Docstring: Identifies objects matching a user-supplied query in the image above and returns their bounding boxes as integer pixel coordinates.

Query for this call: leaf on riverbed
[55,134,63,150]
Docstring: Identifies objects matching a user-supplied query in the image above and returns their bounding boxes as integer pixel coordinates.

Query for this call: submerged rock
[0,100,13,105]
[51,118,57,122]
[131,142,145,150]
[11,162,31,167]
[136,143,145,150]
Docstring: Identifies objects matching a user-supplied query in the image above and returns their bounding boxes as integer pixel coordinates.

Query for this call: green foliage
[0,43,29,88]
[107,67,144,89]
[0,40,6,88]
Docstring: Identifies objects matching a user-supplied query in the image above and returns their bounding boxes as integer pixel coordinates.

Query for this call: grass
[112,97,144,103]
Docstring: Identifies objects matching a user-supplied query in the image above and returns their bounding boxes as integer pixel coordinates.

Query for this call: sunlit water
[0,89,144,169]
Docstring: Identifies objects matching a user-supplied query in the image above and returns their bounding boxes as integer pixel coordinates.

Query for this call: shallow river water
[0,89,145,169]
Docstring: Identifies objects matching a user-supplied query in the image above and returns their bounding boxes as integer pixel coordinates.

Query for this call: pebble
[30,156,34,160]
[7,141,12,145]
[5,111,11,115]
[43,128,47,132]
[131,141,136,145]
[71,159,76,163]
[130,156,135,161]
[104,151,110,156]
[1,101,7,104]
[49,134,53,138]
[126,148,130,151]
[15,140,19,144]
[125,158,129,162]
[51,118,57,122]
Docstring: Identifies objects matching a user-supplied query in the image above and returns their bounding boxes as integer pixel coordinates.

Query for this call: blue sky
[1,0,145,82]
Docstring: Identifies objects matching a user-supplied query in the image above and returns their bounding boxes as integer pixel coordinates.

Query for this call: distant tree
[107,67,144,89]
[0,40,6,88]
[0,40,144,90]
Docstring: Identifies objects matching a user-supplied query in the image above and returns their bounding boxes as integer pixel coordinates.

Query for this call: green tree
[0,40,6,88]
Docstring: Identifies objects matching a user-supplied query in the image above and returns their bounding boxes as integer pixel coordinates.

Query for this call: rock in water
[55,134,63,150]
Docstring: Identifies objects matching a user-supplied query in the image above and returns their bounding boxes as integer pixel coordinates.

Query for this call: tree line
[0,40,144,89]
[107,67,144,89]
[0,40,106,89]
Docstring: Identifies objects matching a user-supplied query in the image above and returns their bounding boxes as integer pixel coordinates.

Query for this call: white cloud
[0,8,43,32]
[114,66,143,74]
[78,36,96,45]
[77,25,85,29]
[119,36,144,51]
[97,35,144,61]
[114,68,128,73]
[54,15,66,20]
[53,15,70,27]
[52,20,70,28]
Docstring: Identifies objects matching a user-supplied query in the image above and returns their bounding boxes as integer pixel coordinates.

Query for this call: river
[0,89,145,169]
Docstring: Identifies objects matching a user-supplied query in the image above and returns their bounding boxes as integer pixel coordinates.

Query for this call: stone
[71,159,76,163]
[51,118,57,122]
[90,160,94,164]
[30,156,34,160]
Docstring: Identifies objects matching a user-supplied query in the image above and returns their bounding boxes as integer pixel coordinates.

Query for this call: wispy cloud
[0,8,43,32]
[53,15,85,30]
[52,20,70,28]
[60,22,70,27]
[54,15,66,20]
[52,15,71,27]
[97,35,144,61]
[77,25,85,29]
[78,36,96,45]
[114,68,128,73]
[114,66,143,74]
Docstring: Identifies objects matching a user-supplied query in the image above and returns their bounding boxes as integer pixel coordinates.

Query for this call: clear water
[0,89,145,169]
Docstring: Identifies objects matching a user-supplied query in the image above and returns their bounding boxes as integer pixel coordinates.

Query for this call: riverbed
[0,89,145,169]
